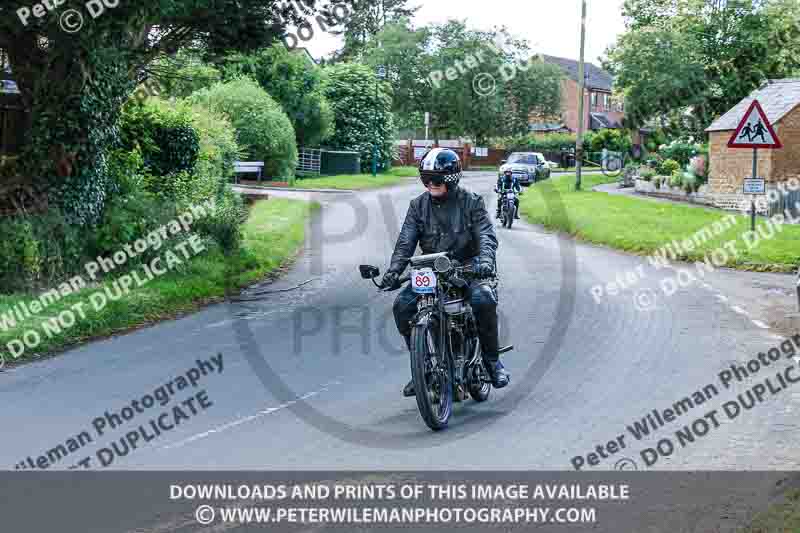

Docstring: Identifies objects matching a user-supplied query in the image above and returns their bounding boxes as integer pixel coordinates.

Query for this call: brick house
[705,79,800,212]
[533,55,626,135]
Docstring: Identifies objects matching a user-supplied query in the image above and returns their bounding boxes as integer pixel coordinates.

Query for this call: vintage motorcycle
[360,252,513,431]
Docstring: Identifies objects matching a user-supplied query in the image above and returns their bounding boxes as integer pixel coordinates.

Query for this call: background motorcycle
[495,187,520,229]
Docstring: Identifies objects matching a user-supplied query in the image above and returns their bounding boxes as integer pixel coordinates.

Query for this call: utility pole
[575,0,588,191]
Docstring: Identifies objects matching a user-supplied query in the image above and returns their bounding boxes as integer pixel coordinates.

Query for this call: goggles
[420,174,446,187]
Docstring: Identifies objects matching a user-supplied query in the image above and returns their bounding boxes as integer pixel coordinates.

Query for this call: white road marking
[751,320,771,329]
[715,294,729,303]
[731,306,750,317]
[160,381,341,450]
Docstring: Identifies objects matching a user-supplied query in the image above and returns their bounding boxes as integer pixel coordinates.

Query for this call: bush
[106,148,146,199]
[192,188,248,253]
[323,63,396,173]
[659,139,701,167]
[119,98,200,178]
[223,45,335,147]
[88,190,180,266]
[185,103,243,204]
[191,77,298,180]
[639,166,656,181]
[659,159,681,176]
[0,211,89,292]
[493,132,577,152]
[583,129,633,153]
[669,169,684,188]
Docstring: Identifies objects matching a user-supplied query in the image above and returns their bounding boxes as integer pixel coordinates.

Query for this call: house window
[591,92,598,108]
[603,94,609,110]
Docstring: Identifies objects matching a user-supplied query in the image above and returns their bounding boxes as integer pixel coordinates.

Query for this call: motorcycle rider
[496,169,521,219]
[380,148,511,398]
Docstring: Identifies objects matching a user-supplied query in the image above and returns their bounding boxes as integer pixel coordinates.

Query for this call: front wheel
[410,320,453,431]
[506,202,515,228]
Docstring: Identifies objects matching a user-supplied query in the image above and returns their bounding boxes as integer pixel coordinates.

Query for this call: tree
[606,0,800,139]
[323,63,395,173]
[425,21,563,144]
[361,21,433,133]
[329,0,419,60]
[0,0,320,223]
[221,45,335,147]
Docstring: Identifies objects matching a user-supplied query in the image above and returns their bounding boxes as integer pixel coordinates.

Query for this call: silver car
[498,152,552,186]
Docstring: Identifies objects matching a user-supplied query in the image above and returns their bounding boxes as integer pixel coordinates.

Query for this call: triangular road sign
[728,99,782,149]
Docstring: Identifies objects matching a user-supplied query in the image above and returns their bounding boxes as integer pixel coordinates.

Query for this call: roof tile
[706,79,800,132]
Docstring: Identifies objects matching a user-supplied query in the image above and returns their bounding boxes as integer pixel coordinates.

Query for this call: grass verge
[291,166,418,190]
[739,489,800,532]
[519,173,800,272]
[0,198,315,364]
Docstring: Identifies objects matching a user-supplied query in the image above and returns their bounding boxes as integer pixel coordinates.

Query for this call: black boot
[484,359,511,389]
[402,334,415,398]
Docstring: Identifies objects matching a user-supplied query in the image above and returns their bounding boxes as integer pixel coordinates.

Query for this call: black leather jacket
[388,186,498,275]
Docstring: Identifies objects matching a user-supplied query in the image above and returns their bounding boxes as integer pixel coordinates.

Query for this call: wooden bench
[233,161,265,183]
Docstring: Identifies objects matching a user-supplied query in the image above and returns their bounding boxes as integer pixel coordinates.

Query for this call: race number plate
[411,268,437,294]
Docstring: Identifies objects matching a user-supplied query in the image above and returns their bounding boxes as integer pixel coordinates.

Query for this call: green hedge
[119,99,200,179]
[191,77,298,180]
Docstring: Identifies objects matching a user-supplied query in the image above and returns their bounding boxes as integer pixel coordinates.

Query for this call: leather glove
[476,261,494,278]
[380,272,399,290]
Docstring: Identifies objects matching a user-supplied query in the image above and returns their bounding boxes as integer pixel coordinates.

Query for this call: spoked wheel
[468,353,491,403]
[410,321,453,431]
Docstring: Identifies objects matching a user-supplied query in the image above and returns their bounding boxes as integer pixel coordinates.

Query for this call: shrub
[0,210,89,292]
[659,139,701,167]
[494,132,577,152]
[191,77,298,180]
[689,155,708,180]
[323,63,396,173]
[669,169,684,188]
[88,190,180,265]
[119,98,200,178]
[192,188,248,253]
[185,103,243,204]
[223,45,335,147]
[639,166,656,181]
[106,148,146,199]
[583,129,633,153]
[659,159,681,176]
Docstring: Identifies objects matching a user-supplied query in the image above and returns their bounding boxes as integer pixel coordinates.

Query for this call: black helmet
[419,148,462,189]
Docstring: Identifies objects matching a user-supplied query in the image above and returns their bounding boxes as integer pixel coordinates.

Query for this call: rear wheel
[410,320,453,431]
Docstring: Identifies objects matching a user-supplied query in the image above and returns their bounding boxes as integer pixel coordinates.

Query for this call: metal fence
[297,147,322,175]
[768,189,800,219]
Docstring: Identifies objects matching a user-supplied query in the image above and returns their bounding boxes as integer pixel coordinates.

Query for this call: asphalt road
[1,172,798,472]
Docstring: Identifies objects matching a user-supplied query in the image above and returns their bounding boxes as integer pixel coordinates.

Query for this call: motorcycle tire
[506,204,515,228]
[410,320,453,431]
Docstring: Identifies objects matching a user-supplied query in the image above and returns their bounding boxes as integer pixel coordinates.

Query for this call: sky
[305,0,628,65]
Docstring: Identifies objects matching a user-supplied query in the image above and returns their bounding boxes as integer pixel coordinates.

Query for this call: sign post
[727,99,782,232]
